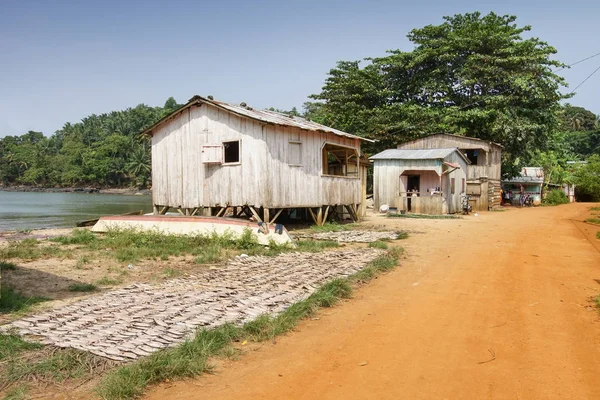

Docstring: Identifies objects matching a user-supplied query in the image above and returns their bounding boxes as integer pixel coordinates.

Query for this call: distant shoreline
[0,186,151,196]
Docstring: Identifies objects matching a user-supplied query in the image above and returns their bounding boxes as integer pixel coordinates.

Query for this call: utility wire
[554,51,600,72]
[569,63,600,93]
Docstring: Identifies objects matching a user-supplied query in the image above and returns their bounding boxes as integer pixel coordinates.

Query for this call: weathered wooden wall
[151,103,362,209]
[372,154,467,213]
[397,134,502,181]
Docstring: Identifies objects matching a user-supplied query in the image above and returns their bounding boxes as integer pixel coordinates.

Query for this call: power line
[554,51,600,72]
[569,63,600,94]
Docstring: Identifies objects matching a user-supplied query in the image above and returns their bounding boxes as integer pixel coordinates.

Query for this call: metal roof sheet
[369,148,463,161]
[504,167,544,184]
[142,95,373,142]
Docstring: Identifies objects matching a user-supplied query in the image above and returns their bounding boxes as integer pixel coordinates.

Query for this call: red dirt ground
[146,203,600,400]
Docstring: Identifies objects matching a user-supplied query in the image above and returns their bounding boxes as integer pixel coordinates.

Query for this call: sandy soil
[145,203,600,400]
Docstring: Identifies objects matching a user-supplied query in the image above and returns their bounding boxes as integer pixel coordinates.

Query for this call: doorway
[407,175,420,194]
[406,175,420,212]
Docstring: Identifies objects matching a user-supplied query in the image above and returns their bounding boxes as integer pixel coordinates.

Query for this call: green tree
[573,155,600,201]
[311,12,569,177]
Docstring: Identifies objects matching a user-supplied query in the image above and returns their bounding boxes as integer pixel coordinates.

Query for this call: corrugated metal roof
[142,95,373,142]
[369,148,462,161]
[504,167,544,184]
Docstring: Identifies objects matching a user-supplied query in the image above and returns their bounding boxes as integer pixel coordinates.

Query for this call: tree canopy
[0,98,182,188]
[308,12,570,177]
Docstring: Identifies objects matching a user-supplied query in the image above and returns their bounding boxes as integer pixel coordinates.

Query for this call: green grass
[0,261,17,271]
[368,240,389,249]
[294,240,339,252]
[387,213,461,219]
[0,239,65,261]
[50,229,98,245]
[590,207,600,211]
[68,283,98,292]
[309,222,349,232]
[3,349,104,386]
[585,218,600,225]
[96,247,402,400]
[595,294,600,308]
[596,231,600,240]
[2,384,29,400]
[95,276,121,287]
[0,333,43,361]
[0,286,48,314]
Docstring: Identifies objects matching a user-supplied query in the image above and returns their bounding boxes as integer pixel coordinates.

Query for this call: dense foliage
[543,189,569,205]
[0,98,181,188]
[307,12,569,177]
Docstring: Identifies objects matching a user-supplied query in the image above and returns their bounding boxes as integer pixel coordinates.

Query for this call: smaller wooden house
[370,148,470,214]
[397,134,503,211]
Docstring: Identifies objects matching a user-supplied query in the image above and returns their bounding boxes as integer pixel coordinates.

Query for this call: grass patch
[96,246,402,400]
[3,349,105,386]
[590,207,600,211]
[0,239,65,261]
[0,333,43,361]
[597,231,600,240]
[309,222,349,232]
[387,213,461,219]
[68,283,98,292]
[95,276,121,287]
[294,240,339,252]
[2,384,29,400]
[50,229,98,245]
[0,286,48,314]
[0,261,17,271]
[368,240,389,249]
[585,218,600,225]
[162,268,181,278]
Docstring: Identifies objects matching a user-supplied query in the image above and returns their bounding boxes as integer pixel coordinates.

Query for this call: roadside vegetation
[585,218,600,225]
[543,190,569,205]
[0,286,48,315]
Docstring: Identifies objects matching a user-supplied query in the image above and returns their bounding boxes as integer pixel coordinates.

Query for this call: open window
[223,140,240,164]
[464,149,478,165]
[322,143,359,177]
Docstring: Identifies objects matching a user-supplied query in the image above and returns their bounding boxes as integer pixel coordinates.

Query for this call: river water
[0,191,152,232]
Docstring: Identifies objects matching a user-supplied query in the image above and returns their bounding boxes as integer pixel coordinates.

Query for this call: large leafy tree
[310,12,569,177]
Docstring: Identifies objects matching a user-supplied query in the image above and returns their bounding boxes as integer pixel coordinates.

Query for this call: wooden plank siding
[151,103,362,210]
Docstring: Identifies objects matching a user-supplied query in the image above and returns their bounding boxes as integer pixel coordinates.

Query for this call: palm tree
[126,145,151,188]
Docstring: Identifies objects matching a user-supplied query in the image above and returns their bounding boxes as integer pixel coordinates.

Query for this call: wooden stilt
[248,206,263,222]
[264,208,270,225]
[307,207,318,225]
[153,205,159,215]
[322,205,331,224]
[202,207,212,217]
[159,206,169,215]
[177,208,185,216]
[216,207,226,217]
[190,208,199,216]
[269,208,284,224]
[316,206,323,226]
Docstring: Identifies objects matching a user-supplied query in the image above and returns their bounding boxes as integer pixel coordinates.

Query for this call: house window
[223,140,240,164]
[464,149,479,165]
[322,143,359,177]
[288,141,302,166]
[451,178,456,194]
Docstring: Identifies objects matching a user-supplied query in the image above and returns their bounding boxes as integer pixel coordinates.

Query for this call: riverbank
[0,186,150,195]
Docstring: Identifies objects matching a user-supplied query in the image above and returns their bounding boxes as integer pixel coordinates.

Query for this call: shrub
[543,189,569,205]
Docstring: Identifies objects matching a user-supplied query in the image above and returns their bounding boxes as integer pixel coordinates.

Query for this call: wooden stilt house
[141,96,372,225]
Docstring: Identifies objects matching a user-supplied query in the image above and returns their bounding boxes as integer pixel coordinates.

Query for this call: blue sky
[1,0,598,137]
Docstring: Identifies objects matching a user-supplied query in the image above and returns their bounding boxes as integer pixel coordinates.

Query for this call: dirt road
[147,203,600,400]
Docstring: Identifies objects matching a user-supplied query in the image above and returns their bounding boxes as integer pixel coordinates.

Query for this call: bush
[543,189,569,205]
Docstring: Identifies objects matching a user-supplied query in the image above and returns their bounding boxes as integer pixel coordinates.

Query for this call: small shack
[370,148,469,214]
[397,134,503,211]
[502,167,544,205]
[141,95,373,225]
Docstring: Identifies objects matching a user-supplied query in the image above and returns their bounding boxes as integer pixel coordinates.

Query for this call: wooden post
[153,205,159,215]
[269,208,284,224]
[216,207,227,217]
[322,205,330,224]
[264,208,270,225]
[202,207,212,217]
[159,206,169,215]
[248,206,263,223]
[177,208,185,216]
[307,207,318,225]
[191,208,200,216]
[317,206,323,226]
